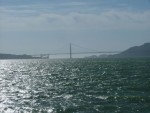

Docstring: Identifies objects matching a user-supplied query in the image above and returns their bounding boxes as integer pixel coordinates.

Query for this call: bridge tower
[70,43,72,59]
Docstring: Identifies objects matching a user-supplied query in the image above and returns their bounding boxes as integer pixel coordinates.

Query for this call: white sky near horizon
[0,0,150,58]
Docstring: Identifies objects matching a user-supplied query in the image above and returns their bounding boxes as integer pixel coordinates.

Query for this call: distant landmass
[86,43,150,58]
[1,43,150,59]
[0,54,37,59]
[111,43,150,58]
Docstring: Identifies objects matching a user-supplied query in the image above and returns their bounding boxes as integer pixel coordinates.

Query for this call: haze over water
[0,1,150,112]
[0,58,149,113]
[0,0,150,54]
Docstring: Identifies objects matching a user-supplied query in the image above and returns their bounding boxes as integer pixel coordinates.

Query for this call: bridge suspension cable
[71,43,100,53]
[32,43,121,59]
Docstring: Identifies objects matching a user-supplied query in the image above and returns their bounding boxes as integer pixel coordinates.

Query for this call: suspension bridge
[32,43,121,59]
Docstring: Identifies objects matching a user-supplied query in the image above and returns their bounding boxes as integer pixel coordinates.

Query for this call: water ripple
[0,59,150,112]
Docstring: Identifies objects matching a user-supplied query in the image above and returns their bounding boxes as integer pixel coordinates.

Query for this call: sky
[0,0,150,57]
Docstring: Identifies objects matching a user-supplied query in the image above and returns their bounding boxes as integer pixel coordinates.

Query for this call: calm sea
[0,58,150,113]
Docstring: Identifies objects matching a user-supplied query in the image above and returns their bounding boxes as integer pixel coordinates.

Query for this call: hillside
[111,43,150,58]
[0,54,35,59]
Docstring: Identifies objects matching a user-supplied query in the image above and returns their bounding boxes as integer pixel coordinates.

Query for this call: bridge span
[31,43,121,59]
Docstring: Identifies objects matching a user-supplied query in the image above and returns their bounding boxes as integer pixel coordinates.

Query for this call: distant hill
[85,43,150,58]
[111,43,150,58]
[0,54,35,59]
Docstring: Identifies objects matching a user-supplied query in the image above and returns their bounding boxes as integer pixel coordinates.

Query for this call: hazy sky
[0,0,150,56]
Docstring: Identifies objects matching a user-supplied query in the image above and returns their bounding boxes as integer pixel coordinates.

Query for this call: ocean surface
[0,58,150,113]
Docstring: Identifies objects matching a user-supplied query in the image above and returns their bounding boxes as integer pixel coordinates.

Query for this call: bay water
[0,58,150,113]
